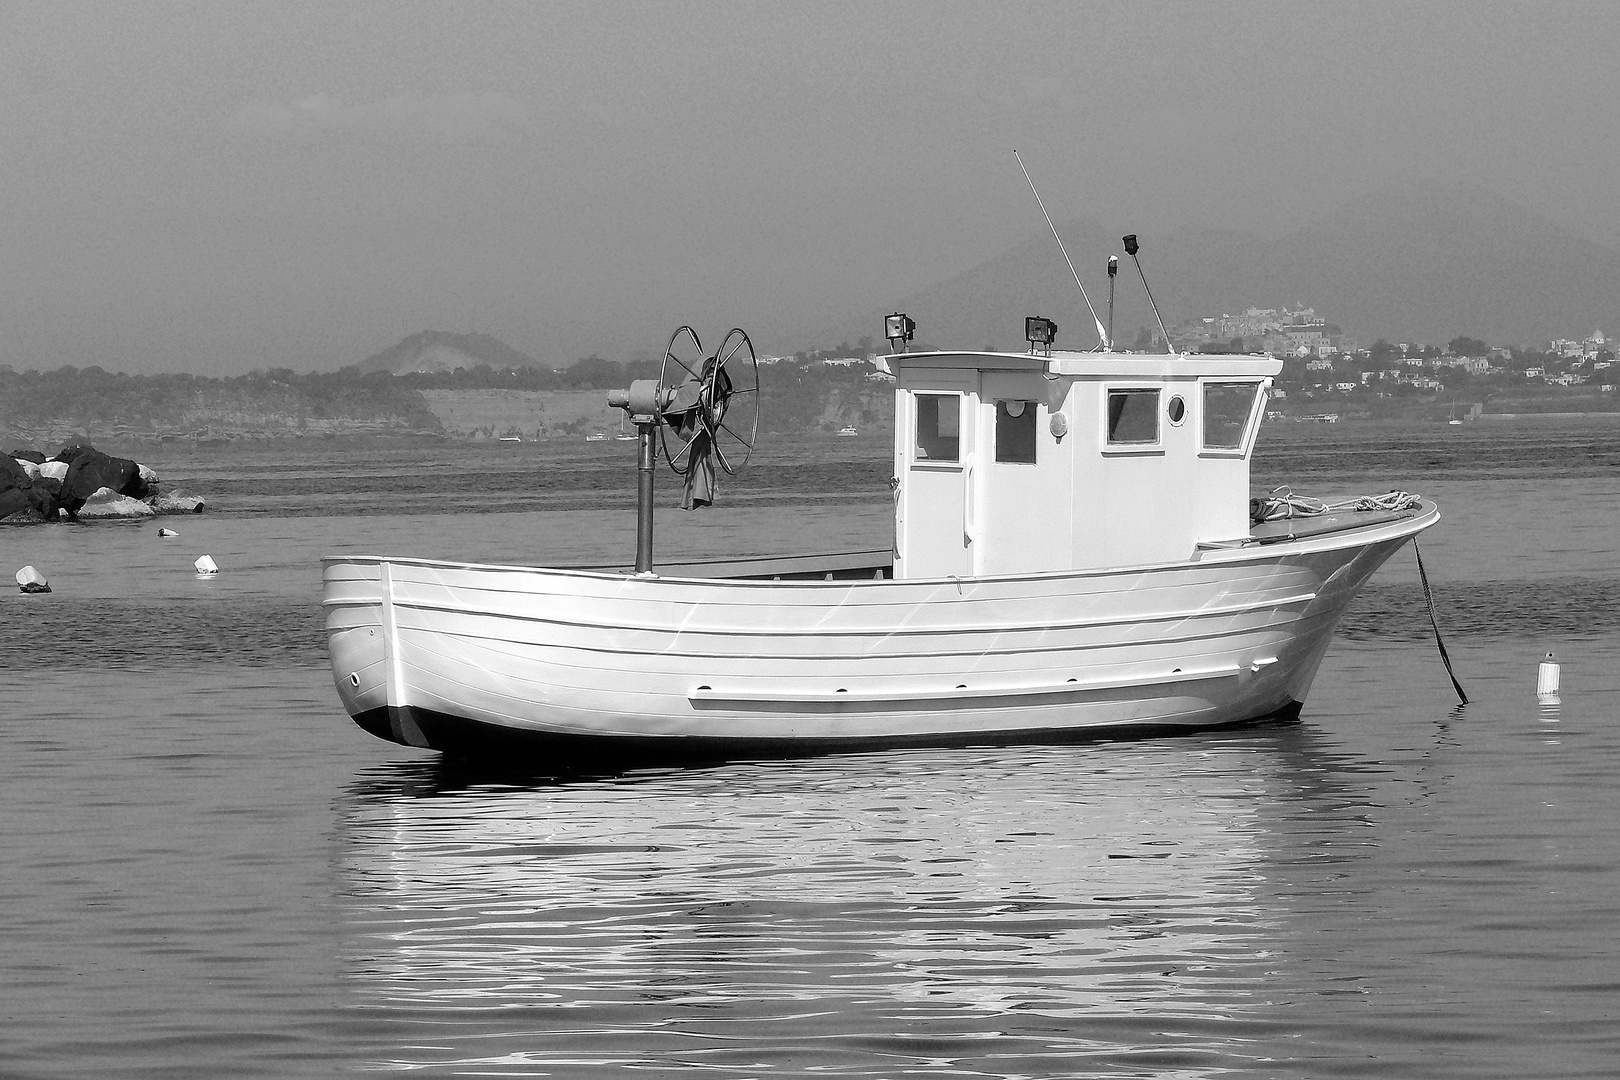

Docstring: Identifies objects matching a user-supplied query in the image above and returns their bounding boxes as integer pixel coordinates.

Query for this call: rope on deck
[1250,486,1423,524]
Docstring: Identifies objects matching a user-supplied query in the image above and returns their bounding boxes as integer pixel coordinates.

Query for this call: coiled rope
[1250,486,1423,524]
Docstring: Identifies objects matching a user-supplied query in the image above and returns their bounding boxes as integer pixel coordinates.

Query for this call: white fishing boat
[324,309,1438,761]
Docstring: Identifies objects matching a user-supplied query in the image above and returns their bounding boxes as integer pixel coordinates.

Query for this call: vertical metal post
[1106,257,1117,351]
[635,420,656,572]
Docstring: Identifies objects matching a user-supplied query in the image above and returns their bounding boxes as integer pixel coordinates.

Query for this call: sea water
[3,425,1618,1078]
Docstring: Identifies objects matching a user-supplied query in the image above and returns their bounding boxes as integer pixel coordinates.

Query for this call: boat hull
[323,503,1436,761]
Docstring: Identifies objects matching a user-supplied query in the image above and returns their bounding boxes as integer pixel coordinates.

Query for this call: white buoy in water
[158,527,178,537]
[1537,652,1560,700]
[16,565,50,593]
[194,554,219,576]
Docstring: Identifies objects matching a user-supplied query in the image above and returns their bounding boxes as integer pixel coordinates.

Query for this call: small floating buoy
[1536,651,1560,703]
[194,554,219,576]
[16,565,50,593]
[158,527,178,538]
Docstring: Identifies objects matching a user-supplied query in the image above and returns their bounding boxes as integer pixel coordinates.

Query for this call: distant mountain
[353,331,541,375]
[815,184,1620,351]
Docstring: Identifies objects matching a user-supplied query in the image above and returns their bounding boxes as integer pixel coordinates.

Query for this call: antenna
[1106,254,1118,351]
[1122,234,1172,353]
[1014,151,1107,350]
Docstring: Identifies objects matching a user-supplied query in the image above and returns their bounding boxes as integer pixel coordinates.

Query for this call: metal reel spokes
[658,325,707,475]
[707,328,759,475]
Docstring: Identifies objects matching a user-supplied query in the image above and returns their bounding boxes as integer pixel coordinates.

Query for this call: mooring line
[1415,537,1468,705]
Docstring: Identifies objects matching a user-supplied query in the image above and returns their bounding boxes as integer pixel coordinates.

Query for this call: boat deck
[571,502,1425,581]
[584,548,897,581]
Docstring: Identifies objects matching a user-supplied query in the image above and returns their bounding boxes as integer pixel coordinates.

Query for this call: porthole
[1167,395,1186,426]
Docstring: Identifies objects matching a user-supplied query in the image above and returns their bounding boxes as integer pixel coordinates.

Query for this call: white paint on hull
[324,503,1435,750]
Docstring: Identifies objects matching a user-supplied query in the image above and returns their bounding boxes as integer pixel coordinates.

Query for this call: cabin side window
[1106,389,1160,445]
[1202,382,1262,450]
[914,393,960,462]
[994,400,1037,463]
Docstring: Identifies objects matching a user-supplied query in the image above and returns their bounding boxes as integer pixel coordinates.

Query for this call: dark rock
[0,456,57,520]
[57,445,151,519]
[1,455,30,487]
[10,449,45,464]
[52,443,94,464]
[0,487,33,520]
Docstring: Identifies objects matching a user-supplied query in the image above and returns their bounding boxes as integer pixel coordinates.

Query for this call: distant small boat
[499,435,522,443]
[585,432,609,442]
[836,426,858,437]
[1297,413,1340,423]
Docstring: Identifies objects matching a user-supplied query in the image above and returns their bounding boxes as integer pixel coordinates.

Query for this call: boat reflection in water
[334,727,1371,1075]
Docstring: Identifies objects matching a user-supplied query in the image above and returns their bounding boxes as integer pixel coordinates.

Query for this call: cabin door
[973,373,1063,576]
[898,375,976,578]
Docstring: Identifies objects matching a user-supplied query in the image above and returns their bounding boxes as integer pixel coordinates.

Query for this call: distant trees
[0,364,443,437]
[0,351,903,439]
[1448,335,1490,357]
[1368,339,1400,364]
[388,354,660,393]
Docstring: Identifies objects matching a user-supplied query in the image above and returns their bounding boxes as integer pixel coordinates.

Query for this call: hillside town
[1167,307,1616,417]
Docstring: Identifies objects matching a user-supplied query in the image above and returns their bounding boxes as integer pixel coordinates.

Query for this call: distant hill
[353,331,541,375]
[813,183,1620,351]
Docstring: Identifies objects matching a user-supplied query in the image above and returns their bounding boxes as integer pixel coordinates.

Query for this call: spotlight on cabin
[885,312,916,353]
[1025,315,1057,356]
[1123,234,1139,256]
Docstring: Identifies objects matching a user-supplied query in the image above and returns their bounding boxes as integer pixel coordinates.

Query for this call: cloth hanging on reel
[681,427,717,510]
[664,372,718,510]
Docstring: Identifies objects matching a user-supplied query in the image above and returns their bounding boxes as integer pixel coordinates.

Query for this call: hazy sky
[4,0,1618,374]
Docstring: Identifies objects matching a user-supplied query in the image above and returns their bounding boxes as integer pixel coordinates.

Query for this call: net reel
[609,326,761,571]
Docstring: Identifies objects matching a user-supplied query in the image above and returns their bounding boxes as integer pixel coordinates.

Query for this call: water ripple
[334,744,1297,1075]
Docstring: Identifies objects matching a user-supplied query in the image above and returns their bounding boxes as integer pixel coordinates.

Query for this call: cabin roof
[887,349,1281,379]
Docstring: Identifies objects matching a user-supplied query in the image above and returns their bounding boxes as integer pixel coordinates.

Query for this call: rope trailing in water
[1250,488,1465,703]
[1414,537,1468,705]
[1251,487,1423,523]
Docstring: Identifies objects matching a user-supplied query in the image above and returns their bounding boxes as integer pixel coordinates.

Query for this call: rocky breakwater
[2,443,206,523]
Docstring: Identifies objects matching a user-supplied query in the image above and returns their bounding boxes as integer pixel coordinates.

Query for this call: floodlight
[1025,316,1057,354]
[885,313,916,353]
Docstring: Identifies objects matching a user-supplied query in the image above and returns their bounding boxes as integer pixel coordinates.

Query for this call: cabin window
[914,393,960,461]
[1106,389,1159,445]
[995,400,1037,463]
[1203,382,1261,450]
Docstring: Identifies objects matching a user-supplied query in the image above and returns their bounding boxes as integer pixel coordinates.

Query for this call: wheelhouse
[889,350,1280,578]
